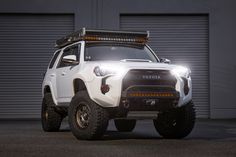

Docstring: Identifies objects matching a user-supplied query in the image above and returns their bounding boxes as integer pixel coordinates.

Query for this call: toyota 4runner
[42,28,195,140]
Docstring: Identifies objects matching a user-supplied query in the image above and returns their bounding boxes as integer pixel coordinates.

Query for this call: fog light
[101,84,110,94]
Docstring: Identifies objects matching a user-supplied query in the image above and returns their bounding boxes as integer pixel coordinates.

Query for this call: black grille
[122,69,177,91]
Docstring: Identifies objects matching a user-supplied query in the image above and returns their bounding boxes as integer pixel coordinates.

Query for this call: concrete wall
[0,0,236,118]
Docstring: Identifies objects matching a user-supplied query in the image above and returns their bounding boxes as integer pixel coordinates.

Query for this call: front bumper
[120,85,180,111]
[86,69,192,108]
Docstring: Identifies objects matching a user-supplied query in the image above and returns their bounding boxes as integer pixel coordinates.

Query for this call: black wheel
[41,93,63,132]
[68,91,109,140]
[114,119,136,132]
[153,101,195,139]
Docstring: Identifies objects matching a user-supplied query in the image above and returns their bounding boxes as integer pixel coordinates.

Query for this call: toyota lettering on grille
[142,75,161,80]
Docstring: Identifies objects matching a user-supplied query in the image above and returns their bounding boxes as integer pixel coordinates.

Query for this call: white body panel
[42,41,192,108]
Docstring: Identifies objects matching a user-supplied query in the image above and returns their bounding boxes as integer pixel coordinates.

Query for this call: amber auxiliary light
[128,92,174,97]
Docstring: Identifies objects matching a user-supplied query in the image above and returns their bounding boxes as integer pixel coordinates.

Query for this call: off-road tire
[114,119,136,132]
[153,101,195,139]
[68,91,109,140]
[41,93,63,132]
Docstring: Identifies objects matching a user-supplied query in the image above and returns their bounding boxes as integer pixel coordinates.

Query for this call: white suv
[41,28,195,140]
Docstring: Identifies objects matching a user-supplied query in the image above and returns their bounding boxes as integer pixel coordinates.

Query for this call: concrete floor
[0,119,236,157]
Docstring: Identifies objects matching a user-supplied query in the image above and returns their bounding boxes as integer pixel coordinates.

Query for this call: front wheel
[153,101,195,139]
[68,91,109,140]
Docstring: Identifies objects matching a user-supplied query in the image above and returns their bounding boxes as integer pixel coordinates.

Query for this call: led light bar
[128,92,175,98]
[55,28,149,48]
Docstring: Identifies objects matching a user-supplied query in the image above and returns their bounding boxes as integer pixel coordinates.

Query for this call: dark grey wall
[0,0,236,118]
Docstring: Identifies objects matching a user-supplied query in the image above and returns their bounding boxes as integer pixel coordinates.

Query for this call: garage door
[121,15,209,118]
[0,14,74,119]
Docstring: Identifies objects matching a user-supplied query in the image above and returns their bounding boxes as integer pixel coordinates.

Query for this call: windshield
[84,43,159,62]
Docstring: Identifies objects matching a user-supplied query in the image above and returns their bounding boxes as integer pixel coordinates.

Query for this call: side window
[57,44,80,68]
[49,50,60,69]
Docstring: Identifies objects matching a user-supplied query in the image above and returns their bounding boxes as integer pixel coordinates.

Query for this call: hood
[84,61,179,71]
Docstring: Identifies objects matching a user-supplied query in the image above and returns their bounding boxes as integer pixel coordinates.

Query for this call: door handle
[61,72,66,76]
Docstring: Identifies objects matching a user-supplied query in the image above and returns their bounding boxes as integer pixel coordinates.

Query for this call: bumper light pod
[101,84,110,94]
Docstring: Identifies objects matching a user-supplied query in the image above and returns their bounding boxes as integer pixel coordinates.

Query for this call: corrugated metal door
[120,15,209,118]
[0,14,74,119]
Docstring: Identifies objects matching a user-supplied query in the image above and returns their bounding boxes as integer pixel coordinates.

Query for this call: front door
[56,44,81,103]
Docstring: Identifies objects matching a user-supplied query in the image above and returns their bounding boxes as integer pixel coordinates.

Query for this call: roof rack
[55,28,149,48]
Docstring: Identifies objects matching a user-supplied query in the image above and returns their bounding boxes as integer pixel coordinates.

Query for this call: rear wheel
[68,91,109,140]
[41,93,63,132]
[114,119,136,132]
[153,101,195,139]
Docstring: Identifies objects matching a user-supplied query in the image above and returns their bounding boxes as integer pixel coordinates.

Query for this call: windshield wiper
[120,59,152,62]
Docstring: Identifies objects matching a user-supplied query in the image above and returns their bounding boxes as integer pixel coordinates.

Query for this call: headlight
[94,65,125,77]
[94,66,113,76]
[171,66,191,78]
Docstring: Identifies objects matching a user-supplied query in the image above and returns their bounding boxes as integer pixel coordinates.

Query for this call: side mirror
[62,55,79,65]
[160,58,171,64]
